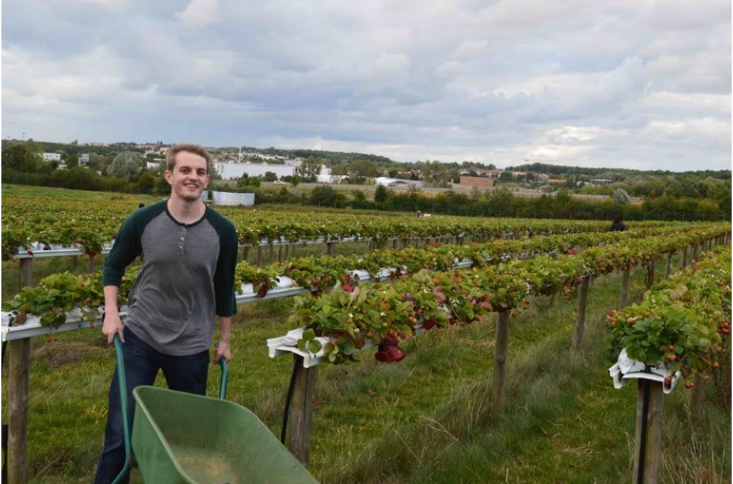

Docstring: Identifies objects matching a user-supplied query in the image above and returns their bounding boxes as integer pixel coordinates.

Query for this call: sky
[2,0,731,171]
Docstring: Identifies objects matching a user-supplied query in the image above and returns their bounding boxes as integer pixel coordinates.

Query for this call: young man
[94,143,238,484]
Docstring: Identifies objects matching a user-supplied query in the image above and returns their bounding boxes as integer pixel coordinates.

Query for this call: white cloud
[175,0,220,28]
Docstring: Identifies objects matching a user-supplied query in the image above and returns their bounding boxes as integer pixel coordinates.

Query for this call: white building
[374,177,423,188]
[80,154,90,165]
[43,153,62,162]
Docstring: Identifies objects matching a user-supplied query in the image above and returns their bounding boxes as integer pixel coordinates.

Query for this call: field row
[4,224,728,342]
[3,185,672,259]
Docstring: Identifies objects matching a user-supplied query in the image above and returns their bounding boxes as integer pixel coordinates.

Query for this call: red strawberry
[423,320,437,330]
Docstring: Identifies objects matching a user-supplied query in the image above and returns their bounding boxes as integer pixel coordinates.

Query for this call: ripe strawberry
[666,354,676,361]
[423,320,437,330]
[685,380,694,389]
[664,376,673,386]
[668,345,675,352]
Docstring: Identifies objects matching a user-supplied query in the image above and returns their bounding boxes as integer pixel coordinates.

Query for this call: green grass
[1,254,729,483]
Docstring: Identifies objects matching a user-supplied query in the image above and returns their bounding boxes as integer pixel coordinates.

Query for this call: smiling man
[94,143,238,484]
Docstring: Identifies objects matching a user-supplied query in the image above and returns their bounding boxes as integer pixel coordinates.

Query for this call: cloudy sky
[2,0,731,171]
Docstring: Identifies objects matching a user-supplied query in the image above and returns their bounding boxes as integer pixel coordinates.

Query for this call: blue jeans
[94,326,209,484]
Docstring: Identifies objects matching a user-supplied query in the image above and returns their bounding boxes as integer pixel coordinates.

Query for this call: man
[94,143,238,484]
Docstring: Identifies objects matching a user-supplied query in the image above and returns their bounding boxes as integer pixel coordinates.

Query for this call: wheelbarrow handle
[216,345,229,400]
[112,333,133,484]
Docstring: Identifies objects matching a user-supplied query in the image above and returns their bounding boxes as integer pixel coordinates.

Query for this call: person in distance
[94,143,238,484]
[609,215,628,232]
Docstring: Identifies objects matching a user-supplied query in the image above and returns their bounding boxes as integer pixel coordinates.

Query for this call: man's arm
[214,316,232,363]
[102,285,124,344]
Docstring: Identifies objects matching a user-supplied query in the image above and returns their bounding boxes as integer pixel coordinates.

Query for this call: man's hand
[102,310,124,344]
[215,340,231,363]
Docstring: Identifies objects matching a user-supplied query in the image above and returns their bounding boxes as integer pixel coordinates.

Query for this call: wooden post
[256,245,262,266]
[88,255,95,273]
[288,356,317,466]
[664,253,672,279]
[269,243,275,263]
[620,268,630,309]
[645,260,655,290]
[326,242,334,257]
[243,245,250,264]
[572,277,590,350]
[632,380,664,484]
[278,244,283,263]
[492,311,511,416]
[391,238,398,250]
[457,236,464,246]
[8,258,32,484]
[681,246,687,269]
[690,371,706,427]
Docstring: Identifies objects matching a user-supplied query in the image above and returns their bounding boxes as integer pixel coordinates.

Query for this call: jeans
[94,326,209,484]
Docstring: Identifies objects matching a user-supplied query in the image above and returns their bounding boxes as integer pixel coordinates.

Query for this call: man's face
[165,151,209,202]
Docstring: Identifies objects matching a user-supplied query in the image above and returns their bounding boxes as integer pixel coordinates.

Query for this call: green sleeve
[209,210,239,317]
[102,202,165,287]
[103,215,142,287]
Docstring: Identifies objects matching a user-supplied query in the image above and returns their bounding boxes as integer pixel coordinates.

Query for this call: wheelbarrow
[111,335,319,484]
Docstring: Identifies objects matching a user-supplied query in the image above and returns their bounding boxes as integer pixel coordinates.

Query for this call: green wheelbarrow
[112,335,319,484]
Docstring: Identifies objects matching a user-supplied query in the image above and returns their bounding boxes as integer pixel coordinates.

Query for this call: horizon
[6,136,731,175]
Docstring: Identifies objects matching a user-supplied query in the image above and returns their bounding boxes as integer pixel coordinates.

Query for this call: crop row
[284,230,729,363]
[608,246,731,378]
[3,195,673,259]
[5,224,726,328]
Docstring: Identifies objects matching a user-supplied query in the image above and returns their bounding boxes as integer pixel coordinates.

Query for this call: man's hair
[166,143,212,172]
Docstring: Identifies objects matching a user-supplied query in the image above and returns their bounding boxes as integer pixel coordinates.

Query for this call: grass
[1,253,729,483]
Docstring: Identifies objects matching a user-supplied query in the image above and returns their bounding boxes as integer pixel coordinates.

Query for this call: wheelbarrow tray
[132,386,318,484]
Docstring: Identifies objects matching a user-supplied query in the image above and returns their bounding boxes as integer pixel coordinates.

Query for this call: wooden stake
[243,245,250,264]
[572,277,590,350]
[256,245,262,266]
[645,260,655,291]
[681,246,687,269]
[620,268,630,309]
[632,380,664,484]
[326,242,334,257]
[664,253,672,279]
[492,311,511,416]
[8,258,32,484]
[288,356,317,466]
[690,371,706,427]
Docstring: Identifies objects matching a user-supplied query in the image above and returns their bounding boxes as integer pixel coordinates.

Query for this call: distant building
[459,176,495,188]
[80,154,90,165]
[546,178,567,185]
[590,179,614,185]
[374,177,423,188]
[43,153,61,162]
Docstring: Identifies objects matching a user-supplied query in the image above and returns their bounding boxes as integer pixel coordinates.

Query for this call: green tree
[310,185,344,207]
[297,156,321,181]
[66,154,80,168]
[109,152,142,181]
[262,171,278,182]
[135,170,157,193]
[613,188,632,205]
[374,184,390,203]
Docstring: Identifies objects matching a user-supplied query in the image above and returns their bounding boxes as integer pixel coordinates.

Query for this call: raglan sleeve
[214,221,238,317]
[103,215,143,287]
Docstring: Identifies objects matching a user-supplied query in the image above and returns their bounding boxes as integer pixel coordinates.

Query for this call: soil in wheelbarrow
[170,444,239,483]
